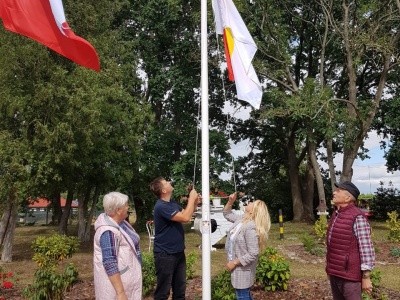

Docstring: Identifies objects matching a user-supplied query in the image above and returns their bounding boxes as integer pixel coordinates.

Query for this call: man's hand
[362,277,373,295]
[188,189,198,203]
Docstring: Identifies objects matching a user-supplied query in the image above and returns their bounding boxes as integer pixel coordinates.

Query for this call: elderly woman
[223,193,271,300]
[93,192,142,300]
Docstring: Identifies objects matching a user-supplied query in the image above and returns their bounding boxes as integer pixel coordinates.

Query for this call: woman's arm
[100,231,127,299]
[108,273,128,300]
[223,193,240,222]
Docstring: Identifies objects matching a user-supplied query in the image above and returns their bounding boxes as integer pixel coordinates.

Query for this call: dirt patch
[4,276,397,300]
[278,241,400,265]
[2,229,399,299]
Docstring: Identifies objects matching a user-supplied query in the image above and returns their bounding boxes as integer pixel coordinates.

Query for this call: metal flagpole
[200,0,211,298]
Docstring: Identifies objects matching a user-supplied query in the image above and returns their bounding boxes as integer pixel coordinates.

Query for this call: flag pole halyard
[200,0,211,298]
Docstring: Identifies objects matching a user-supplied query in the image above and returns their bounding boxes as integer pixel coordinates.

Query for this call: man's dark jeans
[154,251,186,300]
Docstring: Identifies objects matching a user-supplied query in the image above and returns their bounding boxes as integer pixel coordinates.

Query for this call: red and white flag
[0,0,100,71]
[212,0,262,109]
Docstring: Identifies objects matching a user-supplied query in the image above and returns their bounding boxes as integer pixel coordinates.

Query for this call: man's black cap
[334,181,360,200]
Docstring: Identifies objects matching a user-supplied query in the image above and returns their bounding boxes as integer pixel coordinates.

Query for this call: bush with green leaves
[211,269,235,300]
[301,233,316,252]
[186,251,198,280]
[256,247,290,291]
[141,250,198,296]
[362,269,388,300]
[142,252,156,296]
[301,233,326,257]
[23,234,80,300]
[371,185,400,220]
[386,211,400,242]
[314,215,328,241]
[389,246,400,258]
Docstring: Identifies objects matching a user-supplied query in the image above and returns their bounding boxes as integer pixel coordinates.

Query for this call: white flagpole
[200,0,211,298]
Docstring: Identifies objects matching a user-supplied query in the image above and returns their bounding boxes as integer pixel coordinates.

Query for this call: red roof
[28,197,78,208]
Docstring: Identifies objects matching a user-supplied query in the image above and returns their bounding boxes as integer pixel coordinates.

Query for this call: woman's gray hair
[103,192,129,215]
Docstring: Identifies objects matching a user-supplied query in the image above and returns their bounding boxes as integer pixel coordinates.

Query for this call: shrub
[23,234,79,300]
[371,184,400,220]
[301,233,316,252]
[301,233,325,256]
[0,267,18,290]
[142,252,156,296]
[362,269,388,300]
[386,211,400,242]
[141,250,197,296]
[211,270,235,300]
[186,251,198,280]
[389,247,400,258]
[256,247,290,291]
[314,215,328,241]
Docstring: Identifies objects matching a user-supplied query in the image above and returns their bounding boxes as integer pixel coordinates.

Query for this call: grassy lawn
[4,220,400,292]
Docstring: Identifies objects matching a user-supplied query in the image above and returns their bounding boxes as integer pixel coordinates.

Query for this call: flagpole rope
[192,97,201,186]
[192,24,240,194]
[214,30,238,194]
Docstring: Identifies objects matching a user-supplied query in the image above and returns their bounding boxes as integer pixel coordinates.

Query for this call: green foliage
[256,247,290,291]
[301,233,316,252]
[371,185,400,220]
[141,252,156,296]
[0,1,153,224]
[141,250,197,296]
[211,248,292,299]
[301,233,326,257]
[389,247,400,258]
[211,270,235,300]
[314,215,328,241]
[23,234,79,300]
[386,211,400,243]
[362,269,389,300]
[186,251,198,280]
[31,235,80,267]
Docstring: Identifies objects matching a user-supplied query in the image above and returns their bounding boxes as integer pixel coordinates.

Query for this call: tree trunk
[78,187,91,241]
[302,160,315,222]
[0,187,18,262]
[340,3,391,182]
[83,186,100,243]
[326,138,337,192]
[59,189,74,234]
[50,191,62,225]
[308,138,327,213]
[287,135,304,221]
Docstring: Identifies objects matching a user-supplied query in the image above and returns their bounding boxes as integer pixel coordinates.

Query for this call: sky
[334,132,400,194]
[222,105,400,195]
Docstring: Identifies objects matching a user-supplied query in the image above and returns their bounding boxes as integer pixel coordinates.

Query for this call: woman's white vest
[93,213,142,299]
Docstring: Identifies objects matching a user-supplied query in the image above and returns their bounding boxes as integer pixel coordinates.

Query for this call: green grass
[8,220,400,292]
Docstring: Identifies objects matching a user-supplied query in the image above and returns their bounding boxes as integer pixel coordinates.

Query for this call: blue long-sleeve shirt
[99,222,141,276]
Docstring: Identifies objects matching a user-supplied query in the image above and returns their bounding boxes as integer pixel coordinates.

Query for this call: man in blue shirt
[150,177,199,300]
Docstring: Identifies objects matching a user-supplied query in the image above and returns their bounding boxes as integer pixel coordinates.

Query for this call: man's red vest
[326,203,363,281]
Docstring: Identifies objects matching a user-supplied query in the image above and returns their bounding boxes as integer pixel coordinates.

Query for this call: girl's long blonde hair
[243,200,271,251]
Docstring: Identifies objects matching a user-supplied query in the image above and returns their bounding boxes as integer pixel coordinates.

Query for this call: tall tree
[0,0,152,251]
[226,0,400,221]
[130,0,234,208]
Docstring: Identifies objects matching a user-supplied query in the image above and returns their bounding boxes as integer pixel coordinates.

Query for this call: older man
[326,181,375,300]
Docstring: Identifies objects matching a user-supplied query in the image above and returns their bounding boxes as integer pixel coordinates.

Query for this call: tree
[0,0,152,253]
[228,0,400,221]
[129,0,234,218]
